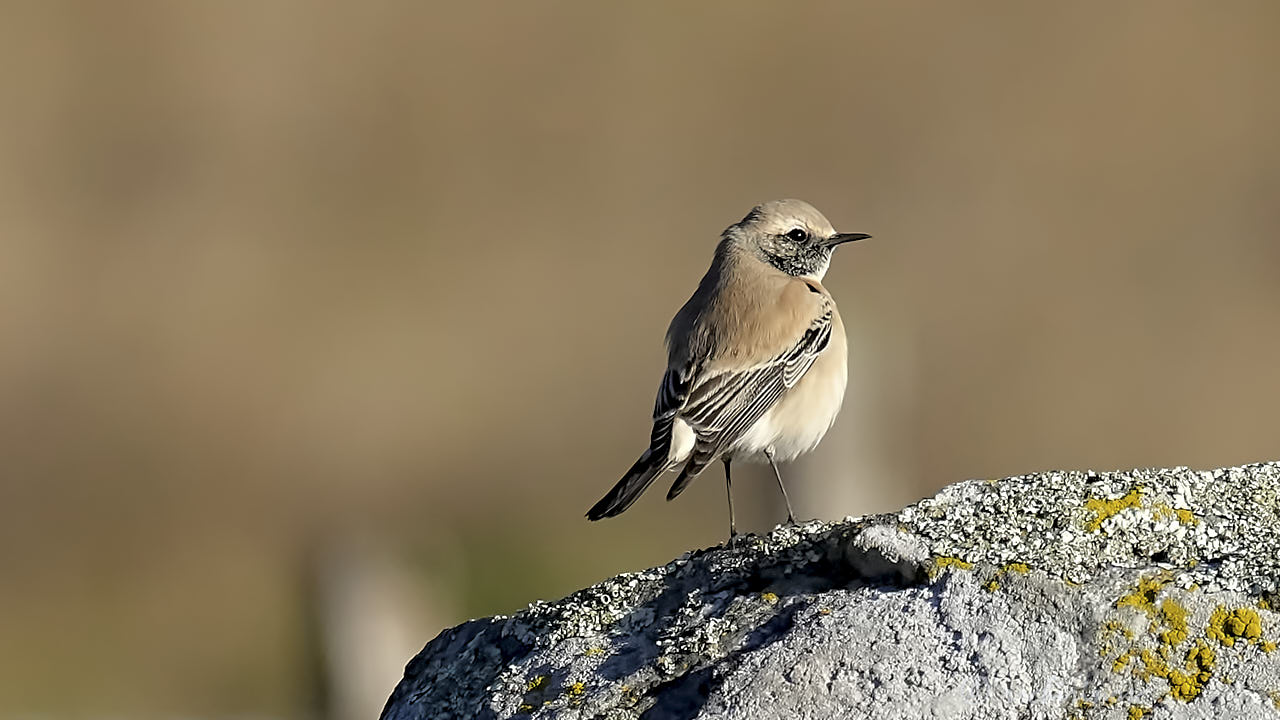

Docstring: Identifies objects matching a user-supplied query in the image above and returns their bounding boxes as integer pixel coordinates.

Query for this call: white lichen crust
[382,462,1280,720]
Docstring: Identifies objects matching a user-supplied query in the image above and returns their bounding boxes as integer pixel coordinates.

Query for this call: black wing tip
[666,459,706,502]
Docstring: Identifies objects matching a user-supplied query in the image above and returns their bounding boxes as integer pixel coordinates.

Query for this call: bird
[586,199,870,540]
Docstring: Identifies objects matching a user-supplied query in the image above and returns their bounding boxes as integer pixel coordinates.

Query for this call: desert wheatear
[586,199,870,539]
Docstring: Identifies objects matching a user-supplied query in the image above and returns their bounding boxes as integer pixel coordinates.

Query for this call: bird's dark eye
[785,228,808,242]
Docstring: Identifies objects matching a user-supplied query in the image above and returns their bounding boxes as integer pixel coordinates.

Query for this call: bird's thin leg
[723,458,738,543]
[765,448,796,525]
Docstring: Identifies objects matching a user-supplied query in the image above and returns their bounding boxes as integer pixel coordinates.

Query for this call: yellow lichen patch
[1084,488,1143,531]
[584,646,605,657]
[517,703,535,713]
[1116,574,1168,614]
[1136,647,1162,679]
[1208,606,1264,647]
[1186,641,1215,685]
[525,675,549,692]
[1263,641,1277,653]
[929,556,974,578]
[761,592,778,605]
[1208,607,1230,640]
[1003,562,1030,574]
[1133,640,1214,701]
[1158,600,1190,646]
[1150,504,1199,526]
[1232,608,1264,639]
[1127,705,1148,720]
[1101,619,1134,641]
[1112,651,1133,673]
[984,580,1000,592]
[1107,576,1211,696]
[566,682,585,697]
[1167,668,1201,701]
[1099,619,1135,658]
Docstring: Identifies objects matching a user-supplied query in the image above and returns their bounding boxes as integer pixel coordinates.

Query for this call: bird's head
[728,199,870,279]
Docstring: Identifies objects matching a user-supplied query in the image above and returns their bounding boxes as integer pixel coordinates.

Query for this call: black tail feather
[665,455,708,501]
[586,450,665,520]
[667,440,718,501]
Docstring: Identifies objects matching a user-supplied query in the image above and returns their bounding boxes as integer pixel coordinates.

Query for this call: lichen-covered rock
[381,463,1280,720]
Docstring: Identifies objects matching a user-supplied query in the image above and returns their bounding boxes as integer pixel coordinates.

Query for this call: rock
[381,463,1280,720]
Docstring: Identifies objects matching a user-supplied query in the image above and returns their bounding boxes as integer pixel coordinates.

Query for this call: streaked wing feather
[648,361,695,451]
[681,310,832,459]
[782,321,829,386]
[654,363,693,420]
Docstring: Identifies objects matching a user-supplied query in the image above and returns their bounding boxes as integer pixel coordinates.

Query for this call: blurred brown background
[2,2,1278,718]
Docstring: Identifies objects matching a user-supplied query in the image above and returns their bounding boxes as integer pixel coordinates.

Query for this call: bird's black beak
[823,232,871,248]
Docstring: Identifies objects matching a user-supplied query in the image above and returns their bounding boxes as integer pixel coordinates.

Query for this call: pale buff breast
[729,306,848,462]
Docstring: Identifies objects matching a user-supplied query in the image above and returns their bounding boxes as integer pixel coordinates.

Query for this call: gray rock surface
[382,462,1280,720]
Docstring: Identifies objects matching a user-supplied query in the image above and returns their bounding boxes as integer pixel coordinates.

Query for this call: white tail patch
[665,418,695,470]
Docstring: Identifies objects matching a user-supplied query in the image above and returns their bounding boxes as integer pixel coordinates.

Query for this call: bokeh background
[3,2,1278,718]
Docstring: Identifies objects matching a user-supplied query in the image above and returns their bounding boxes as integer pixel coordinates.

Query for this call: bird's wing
[663,308,832,501]
[681,308,832,459]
